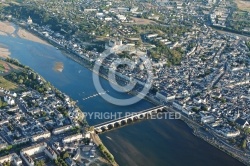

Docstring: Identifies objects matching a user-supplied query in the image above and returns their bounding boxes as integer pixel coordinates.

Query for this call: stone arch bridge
[94,105,166,134]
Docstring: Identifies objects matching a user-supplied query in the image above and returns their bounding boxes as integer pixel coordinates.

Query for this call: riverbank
[0,45,10,59]
[91,133,118,166]
[5,21,249,166]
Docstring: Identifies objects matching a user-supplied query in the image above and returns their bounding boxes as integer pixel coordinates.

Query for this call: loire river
[0,34,245,166]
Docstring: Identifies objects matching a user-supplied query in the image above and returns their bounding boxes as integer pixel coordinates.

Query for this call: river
[0,33,245,166]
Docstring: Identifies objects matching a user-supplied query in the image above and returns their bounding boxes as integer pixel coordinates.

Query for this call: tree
[86,126,94,132]
[99,144,105,151]
[246,41,250,50]
[192,107,199,113]
[244,128,250,134]
[98,144,115,162]
[30,73,37,80]
[72,126,80,133]
[41,111,47,117]
[18,79,23,84]
[35,160,45,166]
[2,161,11,166]
[54,157,68,166]
[63,152,70,159]
[242,139,247,149]
[201,105,208,111]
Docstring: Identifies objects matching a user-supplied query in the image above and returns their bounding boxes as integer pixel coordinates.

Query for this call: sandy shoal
[0,21,51,46]
[0,47,10,59]
[0,31,7,36]
[0,21,15,34]
[17,28,51,46]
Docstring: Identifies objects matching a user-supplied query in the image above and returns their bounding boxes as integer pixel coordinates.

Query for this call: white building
[146,34,158,39]
[20,142,57,166]
[27,16,33,24]
[31,131,51,142]
[21,153,34,166]
[116,15,126,22]
[104,17,112,21]
[4,96,15,105]
[173,101,185,111]
[217,128,241,138]
[84,132,91,139]
[44,146,57,160]
[20,142,47,156]
[173,101,194,115]
[201,115,215,123]
[84,9,97,12]
[96,13,104,18]
[52,125,73,135]
[223,130,241,138]
[62,134,83,144]
[0,153,22,166]
[156,91,176,102]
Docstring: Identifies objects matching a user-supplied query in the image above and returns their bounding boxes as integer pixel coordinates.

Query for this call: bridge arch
[107,123,114,129]
[157,108,164,112]
[121,119,127,125]
[139,113,145,119]
[127,117,133,123]
[114,121,121,127]
[101,125,108,131]
[133,115,140,121]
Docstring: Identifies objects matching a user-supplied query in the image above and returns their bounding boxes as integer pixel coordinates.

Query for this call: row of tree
[99,144,115,163]
[5,58,26,68]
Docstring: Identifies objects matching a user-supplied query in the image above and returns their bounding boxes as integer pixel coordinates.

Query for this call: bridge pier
[95,127,103,133]
[102,125,108,131]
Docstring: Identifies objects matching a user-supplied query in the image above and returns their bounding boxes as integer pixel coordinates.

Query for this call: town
[0,0,250,165]
[0,59,112,166]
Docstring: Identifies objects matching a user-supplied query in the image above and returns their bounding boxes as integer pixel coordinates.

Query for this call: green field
[0,64,5,72]
[0,76,17,90]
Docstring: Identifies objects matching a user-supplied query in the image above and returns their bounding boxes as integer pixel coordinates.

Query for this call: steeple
[27,16,33,24]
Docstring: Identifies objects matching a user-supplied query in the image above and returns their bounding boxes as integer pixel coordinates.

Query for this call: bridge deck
[94,105,165,128]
